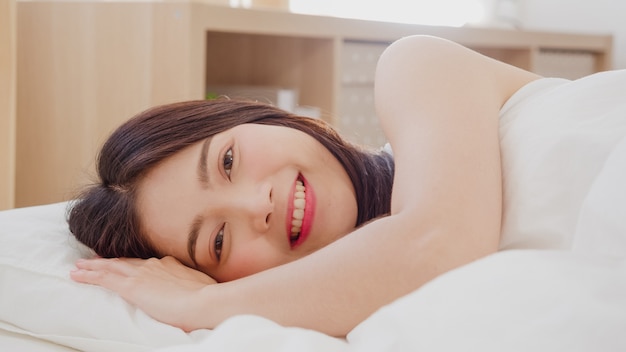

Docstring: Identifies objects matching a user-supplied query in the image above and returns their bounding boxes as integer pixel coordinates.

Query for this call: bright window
[288,0,488,27]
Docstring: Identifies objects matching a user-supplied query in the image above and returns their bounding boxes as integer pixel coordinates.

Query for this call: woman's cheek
[224,243,284,281]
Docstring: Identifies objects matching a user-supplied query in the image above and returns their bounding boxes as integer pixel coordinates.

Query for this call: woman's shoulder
[373,35,540,147]
[376,35,540,108]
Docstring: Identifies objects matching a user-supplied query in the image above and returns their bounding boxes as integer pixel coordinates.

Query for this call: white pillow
[0,202,210,351]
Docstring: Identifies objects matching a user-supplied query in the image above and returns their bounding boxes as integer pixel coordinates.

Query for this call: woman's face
[137,123,358,282]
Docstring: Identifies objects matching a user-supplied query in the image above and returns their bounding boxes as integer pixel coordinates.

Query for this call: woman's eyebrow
[197,137,213,188]
[188,137,214,267]
[187,215,203,268]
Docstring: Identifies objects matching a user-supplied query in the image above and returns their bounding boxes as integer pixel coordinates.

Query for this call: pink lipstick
[286,173,316,249]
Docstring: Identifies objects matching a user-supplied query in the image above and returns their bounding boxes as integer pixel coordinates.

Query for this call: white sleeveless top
[498,70,626,256]
[384,70,626,256]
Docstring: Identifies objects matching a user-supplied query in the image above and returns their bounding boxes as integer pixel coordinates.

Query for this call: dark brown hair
[68,99,394,259]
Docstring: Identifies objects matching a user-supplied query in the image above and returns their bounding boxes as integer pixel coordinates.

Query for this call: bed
[2,70,626,351]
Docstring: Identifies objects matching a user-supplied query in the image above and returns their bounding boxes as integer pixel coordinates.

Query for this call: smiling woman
[68,99,394,282]
[135,123,358,282]
[64,35,626,338]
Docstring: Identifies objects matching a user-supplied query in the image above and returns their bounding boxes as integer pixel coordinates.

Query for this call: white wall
[292,0,623,69]
[518,0,626,70]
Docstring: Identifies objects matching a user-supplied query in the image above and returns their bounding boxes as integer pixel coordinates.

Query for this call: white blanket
[1,70,626,351]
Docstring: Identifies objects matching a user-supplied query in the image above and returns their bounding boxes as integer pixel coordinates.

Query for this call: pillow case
[0,202,210,351]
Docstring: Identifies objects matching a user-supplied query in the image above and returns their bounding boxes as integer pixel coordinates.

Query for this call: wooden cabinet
[14,1,613,207]
[0,0,16,210]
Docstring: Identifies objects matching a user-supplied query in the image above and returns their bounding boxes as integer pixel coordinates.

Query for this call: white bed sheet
[2,70,626,351]
[152,251,626,352]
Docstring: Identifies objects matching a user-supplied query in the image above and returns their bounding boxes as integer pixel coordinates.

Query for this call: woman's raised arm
[191,36,539,334]
[72,36,540,336]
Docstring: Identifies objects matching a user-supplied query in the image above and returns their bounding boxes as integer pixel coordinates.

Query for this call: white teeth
[292,209,304,220]
[294,198,305,209]
[290,180,306,240]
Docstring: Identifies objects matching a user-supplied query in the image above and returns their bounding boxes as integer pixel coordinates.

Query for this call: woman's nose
[232,182,273,233]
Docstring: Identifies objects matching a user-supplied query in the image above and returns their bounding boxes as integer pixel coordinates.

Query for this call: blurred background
[1,0,623,210]
[245,0,625,69]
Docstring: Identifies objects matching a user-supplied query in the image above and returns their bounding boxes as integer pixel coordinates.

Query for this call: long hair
[68,99,394,259]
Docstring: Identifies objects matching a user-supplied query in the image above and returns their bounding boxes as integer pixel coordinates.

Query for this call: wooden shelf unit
[14,1,613,207]
[0,0,16,210]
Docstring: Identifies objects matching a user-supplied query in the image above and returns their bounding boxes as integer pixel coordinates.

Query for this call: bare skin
[71,35,540,336]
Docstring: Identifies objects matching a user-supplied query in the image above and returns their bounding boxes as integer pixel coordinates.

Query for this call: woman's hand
[70,256,216,331]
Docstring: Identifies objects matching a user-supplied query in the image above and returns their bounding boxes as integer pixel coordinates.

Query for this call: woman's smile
[287,174,316,249]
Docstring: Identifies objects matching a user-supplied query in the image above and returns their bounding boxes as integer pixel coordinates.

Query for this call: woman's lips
[286,174,315,249]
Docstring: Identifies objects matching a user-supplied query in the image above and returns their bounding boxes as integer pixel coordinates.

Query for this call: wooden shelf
[204,32,336,120]
[13,1,613,207]
[0,0,16,210]
[190,4,612,120]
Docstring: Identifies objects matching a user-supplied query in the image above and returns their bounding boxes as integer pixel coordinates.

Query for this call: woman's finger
[70,266,126,289]
[76,257,151,268]
[74,257,145,277]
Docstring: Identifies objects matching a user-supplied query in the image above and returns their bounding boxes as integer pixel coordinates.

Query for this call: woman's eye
[214,226,224,261]
[223,148,233,179]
